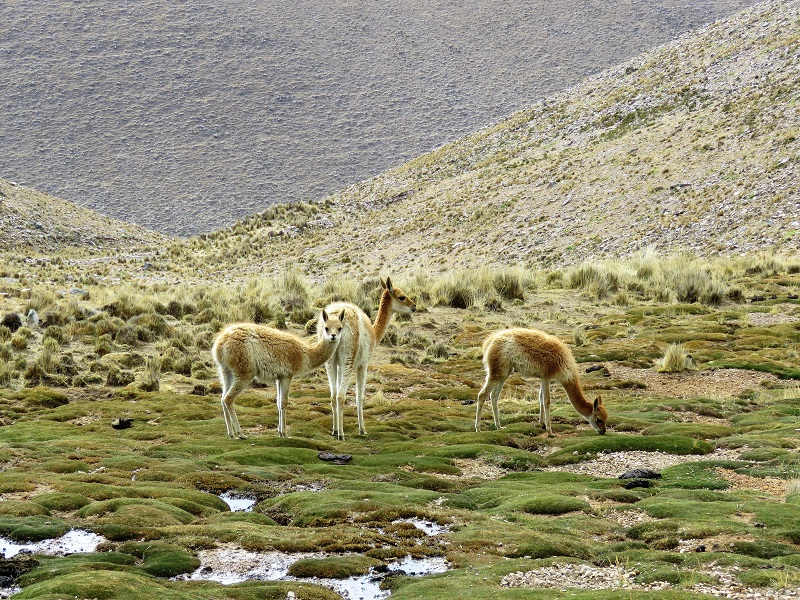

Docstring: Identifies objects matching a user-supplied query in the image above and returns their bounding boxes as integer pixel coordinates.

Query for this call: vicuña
[211,309,345,438]
[475,328,608,435]
[321,277,416,439]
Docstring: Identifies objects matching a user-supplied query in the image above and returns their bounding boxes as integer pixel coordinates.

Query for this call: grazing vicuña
[476,328,607,435]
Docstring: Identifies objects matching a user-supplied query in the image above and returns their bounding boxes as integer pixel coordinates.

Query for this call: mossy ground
[0,257,799,598]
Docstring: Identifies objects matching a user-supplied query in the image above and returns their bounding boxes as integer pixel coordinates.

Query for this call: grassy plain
[0,252,799,598]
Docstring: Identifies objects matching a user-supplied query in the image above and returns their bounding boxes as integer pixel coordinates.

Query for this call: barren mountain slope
[174,0,798,280]
[0,0,756,235]
[0,178,168,253]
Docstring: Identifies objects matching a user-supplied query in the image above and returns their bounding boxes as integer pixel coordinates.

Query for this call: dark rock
[461,399,475,405]
[111,418,133,430]
[318,452,352,463]
[695,545,706,552]
[623,479,651,489]
[585,364,605,373]
[1,313,22,333]
[0,555,39,579]
[750,295,766,302]
[619,468,662,480]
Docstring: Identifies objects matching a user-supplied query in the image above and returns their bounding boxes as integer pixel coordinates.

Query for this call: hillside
[0,0,756,235]
[172,0,798,280]
[0,178,168,253]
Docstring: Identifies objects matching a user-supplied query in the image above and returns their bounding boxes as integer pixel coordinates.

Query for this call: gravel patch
[543,447,747,479]
[747,309,799,327]
[501,562,800,599]
[608,366,779,399]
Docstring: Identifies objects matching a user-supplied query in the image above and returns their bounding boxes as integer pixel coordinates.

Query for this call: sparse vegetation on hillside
[156,0,798,281]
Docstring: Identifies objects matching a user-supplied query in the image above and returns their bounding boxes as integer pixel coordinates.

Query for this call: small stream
[0,529,105,559]
[0,507,450,599]
[182,547,449,600]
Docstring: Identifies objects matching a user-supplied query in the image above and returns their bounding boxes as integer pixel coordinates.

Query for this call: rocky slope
[172,0,799,279]
[0,0,757,235]
[0,178,168,253]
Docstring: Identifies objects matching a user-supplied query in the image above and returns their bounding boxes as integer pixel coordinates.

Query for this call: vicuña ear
[338,308,346,321]
[594,396,603,409]
[322,309,329,321]
[385,276,393,293]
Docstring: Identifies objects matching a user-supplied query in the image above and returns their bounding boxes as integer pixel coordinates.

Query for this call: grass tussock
[656,343,696,373]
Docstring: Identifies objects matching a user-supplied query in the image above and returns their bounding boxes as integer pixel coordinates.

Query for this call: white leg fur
[355,364,368,435]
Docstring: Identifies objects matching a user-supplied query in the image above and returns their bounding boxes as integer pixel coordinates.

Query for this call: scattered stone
[111,418,133,430]
[461,399,475,405]
[623,479,651,489]
[0,555,39,580]
[585,364,606,373]
[318,452,352,464]
[618,468,662,480]
[0,313,22,333]
[191,384,209,396]
[750,295,766,302]
[25,309,38,327]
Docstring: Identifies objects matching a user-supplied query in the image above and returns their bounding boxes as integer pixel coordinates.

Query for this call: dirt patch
[607,366,778,398]
[502,561,800,599]
[747,309,799,326]
[715,468,789,497]
[0,484,57,502]
[544,447,746,479]
[603,508,655,529]
[441,458,511,481]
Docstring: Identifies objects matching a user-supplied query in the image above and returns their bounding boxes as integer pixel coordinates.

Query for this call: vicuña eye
[398,296,406,301]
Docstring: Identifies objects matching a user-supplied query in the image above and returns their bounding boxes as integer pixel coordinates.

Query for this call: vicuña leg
[333,366,353,440]
[276,375,291,438]
[325,362,339,436]
[355,364,368,435]
[221,377,249,439]
[538,378,553,436]
[475,375,508,432]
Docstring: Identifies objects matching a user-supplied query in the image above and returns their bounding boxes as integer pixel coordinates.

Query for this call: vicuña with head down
[476,327,608,435]
[321,276,416,439]
[211,308,345,439]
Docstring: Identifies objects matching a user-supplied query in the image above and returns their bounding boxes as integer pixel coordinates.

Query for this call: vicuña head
[475,327,608,436]
[211,308,345,439]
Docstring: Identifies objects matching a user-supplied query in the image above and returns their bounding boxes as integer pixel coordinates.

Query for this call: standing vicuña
[211,309,345,439]
[475,328,607,435]
[321,277,416,439]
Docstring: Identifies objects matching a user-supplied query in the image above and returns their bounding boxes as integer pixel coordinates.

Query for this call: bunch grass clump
[431,266,535,308]
[656,343,696,373]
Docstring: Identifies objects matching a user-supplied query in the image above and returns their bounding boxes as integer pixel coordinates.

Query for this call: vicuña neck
[371,290,394,344]
[562,379,593,417]
[307,338,339,370]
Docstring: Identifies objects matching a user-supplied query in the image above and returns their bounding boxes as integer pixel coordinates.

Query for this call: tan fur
[476,328,608,435]
[320,276,416,439]
[211,309,344,438]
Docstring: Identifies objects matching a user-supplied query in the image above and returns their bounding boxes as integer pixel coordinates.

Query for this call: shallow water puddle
[391,518,451,536]
[0,529,106,559]
[182,546,449,600]
[218,492,256,512]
